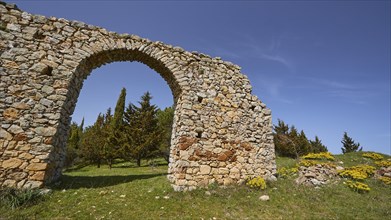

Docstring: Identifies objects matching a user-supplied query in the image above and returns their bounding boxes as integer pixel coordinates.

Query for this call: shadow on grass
[51,173,166,190]
[63,163,91,173]
[112,161,169,169]
[64,160,169,172]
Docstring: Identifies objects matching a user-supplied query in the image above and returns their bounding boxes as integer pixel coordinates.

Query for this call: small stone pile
[295,164,338,186]
[375,166,391,179]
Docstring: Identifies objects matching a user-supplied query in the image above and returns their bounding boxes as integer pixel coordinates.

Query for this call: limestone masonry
[0,1,276,190]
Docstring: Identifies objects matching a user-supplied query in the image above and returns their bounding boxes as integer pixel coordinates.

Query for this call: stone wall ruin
[0,1,276,191]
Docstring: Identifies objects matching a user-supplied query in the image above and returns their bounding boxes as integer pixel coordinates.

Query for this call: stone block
[9,172,28,181]
[23,180,43,189]
[1,158,23,169]
[31,171,45,181]
[199,165,211,175]
[3,108,18,120]
[2,179,16,187]
[26,162,47,171]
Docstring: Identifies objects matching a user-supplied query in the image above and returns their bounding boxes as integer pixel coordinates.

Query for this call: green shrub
[0,188,44,209]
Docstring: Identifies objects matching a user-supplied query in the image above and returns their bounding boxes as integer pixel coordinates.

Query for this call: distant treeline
[66,89,362,167]
[274,119,362,158]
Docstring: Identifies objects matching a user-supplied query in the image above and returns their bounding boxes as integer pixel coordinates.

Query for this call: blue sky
[12,1,390,155]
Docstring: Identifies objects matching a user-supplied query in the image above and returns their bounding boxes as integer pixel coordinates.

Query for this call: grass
[1,152,390,219]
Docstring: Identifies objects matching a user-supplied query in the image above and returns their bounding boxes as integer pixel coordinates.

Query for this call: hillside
[1,151,390,219]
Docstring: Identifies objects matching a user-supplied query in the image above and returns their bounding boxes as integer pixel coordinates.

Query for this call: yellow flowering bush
[298,160,335,168]
[344,180,370,193]
[246,176,267,190]
[379,177,391,185]
[277,167,298,177]
[362,152,384,160]
[298,160,318,167]
[338,164,376,180]
[302,152,335,161]
[375,160,391,167]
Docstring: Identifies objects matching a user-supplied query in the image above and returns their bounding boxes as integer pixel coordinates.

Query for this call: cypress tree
[112,88,126,129]
[79,117,85,132]
[106,88,126,168]
[156,106,174,163]
[65,122,81,167]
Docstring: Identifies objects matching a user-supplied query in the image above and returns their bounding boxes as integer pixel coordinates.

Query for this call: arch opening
[47,48,181,184]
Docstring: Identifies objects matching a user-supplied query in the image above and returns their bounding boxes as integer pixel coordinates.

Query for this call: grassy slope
[1,152,390,219]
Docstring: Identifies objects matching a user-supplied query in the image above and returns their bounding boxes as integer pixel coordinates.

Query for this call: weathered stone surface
[295,164,338,186]
[3,107,18,120]
[19,152,34,160]
[259,195,270,201]
[30,63,49,73]
[8,125,23,134]
[0,2,276,190]
[2,179,16,187]
[0,128,13,140]
[14,133,27,141]
[35,127,56,136]
[26,163,48,171]
[200,165,211,175]
[12,102,29,109]
[9,172,28,181]
[31,171,45,181]
[1,158,23,169]
[23,180,43,188]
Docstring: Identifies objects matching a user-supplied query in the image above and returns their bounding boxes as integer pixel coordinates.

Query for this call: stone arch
[50,41,189,184]
[0,2,276,190]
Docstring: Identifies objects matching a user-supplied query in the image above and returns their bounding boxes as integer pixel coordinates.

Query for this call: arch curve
[0,3,276,191]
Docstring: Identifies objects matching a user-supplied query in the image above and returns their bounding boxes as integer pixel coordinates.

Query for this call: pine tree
[274,119,289,135]
[106,88,126,168]
[310,136,328,153]
[123,92,161,166]
[341,132,362,154]
[273,119,320,158]
[296,130,312,157]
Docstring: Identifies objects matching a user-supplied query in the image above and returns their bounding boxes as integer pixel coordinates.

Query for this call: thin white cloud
[316,78,356,90]
[254,77,294,104]
[212,47,240,59]
[269,37,282,51]
[302,76,376,105]
[239,34,295,73]
[259,53,293,70]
